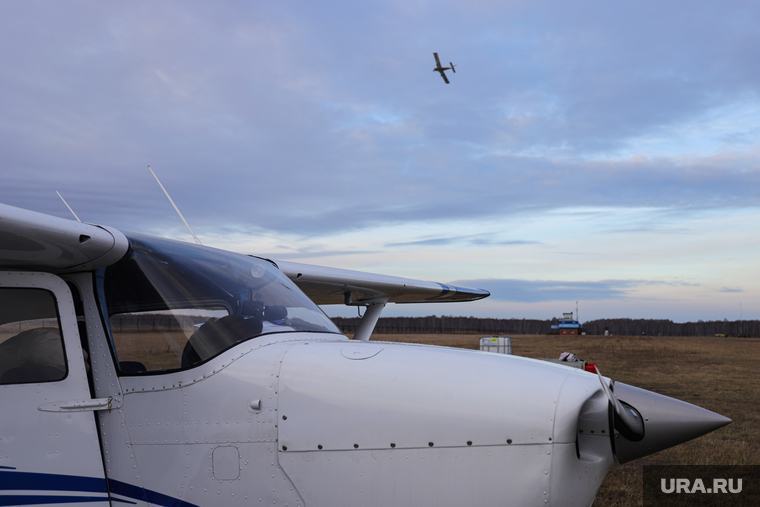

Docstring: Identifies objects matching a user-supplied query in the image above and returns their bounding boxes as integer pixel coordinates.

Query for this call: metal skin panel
[116,334,302,445]
[575,390,614,461]
[130,442,303,507]
[279,445,553,507]
[553,374,609,445]
[104,334,614,507]
[179,342,284,446]
[549,391,615,507]
[121,388,184,445]
[547,444,611,507]
[276,340,616,507]
[111,336,308,507]
[0,271,109,506]
[277,341,593,452]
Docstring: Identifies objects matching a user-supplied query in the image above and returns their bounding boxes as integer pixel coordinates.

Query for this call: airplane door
[0,271,110,506]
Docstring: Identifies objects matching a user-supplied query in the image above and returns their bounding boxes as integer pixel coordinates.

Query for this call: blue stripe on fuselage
[0,495,108,506]
[0,469,198,507]
[108,478,199,507]
[0,471,106,494]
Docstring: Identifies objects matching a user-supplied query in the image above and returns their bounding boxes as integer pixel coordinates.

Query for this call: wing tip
[430,284,490,302]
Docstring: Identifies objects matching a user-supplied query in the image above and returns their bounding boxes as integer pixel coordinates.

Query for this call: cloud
[449,278,693,303]
[267,249,379,261]
[2,1,760,322]
[3,1,760,238]
[385,235,539,248]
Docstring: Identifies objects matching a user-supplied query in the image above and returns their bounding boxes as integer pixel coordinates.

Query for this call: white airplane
[433,52,456,83]
[0,202,730,506]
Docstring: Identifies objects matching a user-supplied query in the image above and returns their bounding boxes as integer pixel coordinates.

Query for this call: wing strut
[353,297,389,341]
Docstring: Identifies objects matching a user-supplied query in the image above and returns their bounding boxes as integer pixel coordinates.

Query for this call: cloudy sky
[2,0,760,322]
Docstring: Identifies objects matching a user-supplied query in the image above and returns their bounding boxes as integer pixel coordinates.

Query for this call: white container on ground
[479,336,512,354]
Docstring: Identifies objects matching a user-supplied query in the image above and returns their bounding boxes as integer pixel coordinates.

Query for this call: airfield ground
[365,333,760,507]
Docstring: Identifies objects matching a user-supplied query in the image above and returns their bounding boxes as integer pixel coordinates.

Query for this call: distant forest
[330,316,760,337]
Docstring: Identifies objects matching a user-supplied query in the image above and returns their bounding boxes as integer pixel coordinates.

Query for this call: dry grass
[362,333,760,507]
[112,329,188,371]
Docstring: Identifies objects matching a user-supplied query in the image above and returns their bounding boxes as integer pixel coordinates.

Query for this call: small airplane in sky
[0,187,731,506]
[433,52,456,83]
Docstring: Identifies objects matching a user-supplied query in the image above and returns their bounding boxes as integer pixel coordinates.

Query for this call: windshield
[102,233,341,373]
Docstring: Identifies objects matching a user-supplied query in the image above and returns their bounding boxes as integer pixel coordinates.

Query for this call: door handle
[39,395,122,412]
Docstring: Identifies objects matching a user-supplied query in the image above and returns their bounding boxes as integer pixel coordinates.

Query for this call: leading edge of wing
[275,260,490,306]
[0,203,129,272]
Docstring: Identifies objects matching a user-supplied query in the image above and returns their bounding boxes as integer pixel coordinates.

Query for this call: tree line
[582,318,758,337]
[330,316,759,337]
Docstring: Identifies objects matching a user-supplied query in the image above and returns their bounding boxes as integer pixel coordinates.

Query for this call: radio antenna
[148,165,203,245]
[56,191,82,223]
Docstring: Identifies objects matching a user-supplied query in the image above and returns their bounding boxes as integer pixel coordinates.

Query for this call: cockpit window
[102,234,340,373]
[0,288,66,384]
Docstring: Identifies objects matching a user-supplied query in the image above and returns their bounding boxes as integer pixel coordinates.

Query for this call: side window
[0,288,65,385]
[110,307,228,373]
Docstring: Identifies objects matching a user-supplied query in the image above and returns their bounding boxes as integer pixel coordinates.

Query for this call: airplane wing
[0,202,488,306]
[438,71,450,84]
[433,52,442,67]
[0,203,128,272]
[275,260,489,305]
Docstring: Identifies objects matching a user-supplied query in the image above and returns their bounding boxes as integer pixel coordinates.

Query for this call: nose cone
[613,382,731,463]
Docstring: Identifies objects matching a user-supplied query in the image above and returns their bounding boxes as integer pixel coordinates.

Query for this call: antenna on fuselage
[56,191,82,223]
[148,165,203,245]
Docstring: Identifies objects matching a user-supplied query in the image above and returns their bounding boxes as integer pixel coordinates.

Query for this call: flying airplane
[433,52,456,83]
[0,201,731,506]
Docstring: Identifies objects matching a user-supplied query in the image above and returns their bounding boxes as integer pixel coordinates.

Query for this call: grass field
[361,333,759,507]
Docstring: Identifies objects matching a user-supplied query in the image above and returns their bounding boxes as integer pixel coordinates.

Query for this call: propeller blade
[596,367,645,441]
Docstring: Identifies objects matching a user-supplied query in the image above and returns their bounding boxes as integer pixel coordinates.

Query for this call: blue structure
[550,312,581,335]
